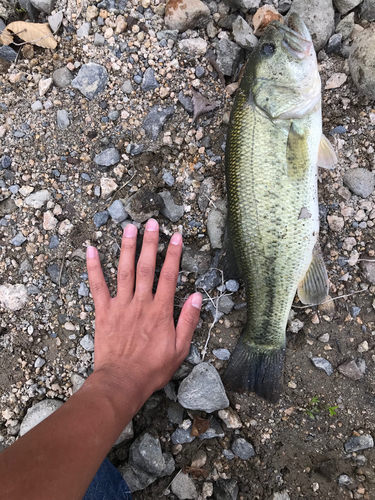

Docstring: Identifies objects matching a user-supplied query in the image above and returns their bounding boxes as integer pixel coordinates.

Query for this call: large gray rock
[171,472,198,499]
[24,189,51,208]
[30,0,55,14]
[349,27,375,99]
[335,12,355,40]
[0,46,18,63]
[338,360,364,380]
[232,16,258,51]
[53,67,73,88]
[178,362,229,413]
[333,0,362,14]
[343,168,375,198]
[344,435,374,453]
[310,356,333,376]
[141,68,159,91]
[360,259,375,284]
[57,109,70,130]
[107,200,128,223]
[216,39,243,76]
[165,0,210,32]
[159,191,184,222]
[213,478,239,500]
[361,0,375,20]
[287,0,335,51]
[228,0,261,9]
[142,105,174,140]
[94,148,120,167]
[232,437,255,460]
[72,63,108,100]
[129,433,166,476]
[19,399,63,436]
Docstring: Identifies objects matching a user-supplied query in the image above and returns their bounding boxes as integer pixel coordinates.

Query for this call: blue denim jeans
[83,458,132,500]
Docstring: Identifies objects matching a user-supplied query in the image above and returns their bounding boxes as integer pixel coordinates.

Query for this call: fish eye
[261,43,276,56]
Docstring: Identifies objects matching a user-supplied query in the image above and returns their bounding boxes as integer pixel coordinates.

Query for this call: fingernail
[87,246,96,259]
[170,232,182,245]
[124,224,137,238]
[146,218,158,231]
[192,293,202,310]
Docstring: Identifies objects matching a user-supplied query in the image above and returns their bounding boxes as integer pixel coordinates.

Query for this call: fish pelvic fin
[222,338,285,403]
[298,243,329,305]
[318,134,337,170]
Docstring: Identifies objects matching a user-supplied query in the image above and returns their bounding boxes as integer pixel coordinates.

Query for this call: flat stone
[47,262,68,285]
[195,269,222,290]
[24,190,51,209]
[213,348,231,361]
[217,295,234,315]
[71,373,85,393]
[0,46,17,62]
[0,284,28,311]
[336,12,355,40]
[122,80,133,93]
[232,437,255,460]
[72,63,108,100]
[129,432,166,476]
[288,0,335,51]
[162,170,174,186]
[31,101,43,112]
[123,188,163,223]
[207,200,227,249]
[29,0,55,14]
[120,463,156,492]
[338,360,364,380]
[159,191,184,222]
[168,401,184,425]
[94,33,105,46]
[178,362,229,413]
[80,334,94,351]
[334,0,362,15]
[48,11,63,32]
[142,105,174,140]
[343,168,375,198]
[39,78,53,97]
[178,37,207,56]
[52,67,73,88]
[213,478,239,500]
[216,39,243,76]
[232,16,258,50]
[49,235,60,249]
[94,148,120,167]
[344,435,374,453]
[185,343,201,365]
[57,109,70,129]
[11,233,26,246]
[108,199,128,223]
[171,425,195,444]
[157,29,179,41]
[0,155,11,169]
[171,472,198,499]
[77,22,91,38]
[310,356,333,376]
[94,211,109,228]
[141,67,159,91]
[178,91,194,114]
[19,399,63,436]
[165,0,210,32]
[78,282,89,297]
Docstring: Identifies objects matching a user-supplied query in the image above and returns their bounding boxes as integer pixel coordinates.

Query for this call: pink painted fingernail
[146,218,158,231]
[170,232,182,245]
[124,224,137,238]
[192,293,202,310]
[87,246,96,259]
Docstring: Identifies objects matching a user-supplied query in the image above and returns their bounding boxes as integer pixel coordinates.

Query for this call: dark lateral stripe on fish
[222,339,286,403]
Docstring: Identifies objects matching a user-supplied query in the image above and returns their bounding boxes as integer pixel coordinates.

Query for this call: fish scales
[222,14,334,402]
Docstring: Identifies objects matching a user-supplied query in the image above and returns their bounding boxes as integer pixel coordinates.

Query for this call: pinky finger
[175,293,202,354]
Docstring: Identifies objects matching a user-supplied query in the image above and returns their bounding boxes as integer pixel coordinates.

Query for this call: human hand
[86,218,202,411]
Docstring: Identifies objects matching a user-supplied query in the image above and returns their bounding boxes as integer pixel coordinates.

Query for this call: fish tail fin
[222,338,285,403]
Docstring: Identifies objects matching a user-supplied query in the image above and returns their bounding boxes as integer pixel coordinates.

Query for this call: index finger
[155,232,182,310]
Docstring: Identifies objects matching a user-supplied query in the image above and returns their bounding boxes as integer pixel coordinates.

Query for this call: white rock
[58,219,73,235]
[80,334,95,351]
[24,190,51,209]
[325,73,347,90]
[19,399,63,436]
[0,284,28,311]
[43,210,58,230]
[218,407,242,429]
[171,472,198,499]
[39,78,53,96]
[178,38,207,56]
[48,11,63,32]
[327,215,344,232]
[34,357,45,368]
[100,177,118,198]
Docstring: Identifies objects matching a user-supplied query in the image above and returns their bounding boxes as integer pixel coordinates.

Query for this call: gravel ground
[2,0,375,499]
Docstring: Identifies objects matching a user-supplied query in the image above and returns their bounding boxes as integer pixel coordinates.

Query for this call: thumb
[175,293,202,354]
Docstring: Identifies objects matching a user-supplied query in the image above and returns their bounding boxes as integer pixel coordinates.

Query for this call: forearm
[0,370,143,500]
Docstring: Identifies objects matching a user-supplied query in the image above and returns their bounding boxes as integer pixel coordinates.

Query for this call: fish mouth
[275,14,312,60]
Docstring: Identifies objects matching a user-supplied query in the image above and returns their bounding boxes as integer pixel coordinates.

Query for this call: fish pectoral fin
[298,244,329,305]
[318,134,337,169]
[287,122,309,178]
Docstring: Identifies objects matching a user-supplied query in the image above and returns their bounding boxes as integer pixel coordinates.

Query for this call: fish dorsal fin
[318,134,337,169]
[287,122,309,178]
[298,244,329,305]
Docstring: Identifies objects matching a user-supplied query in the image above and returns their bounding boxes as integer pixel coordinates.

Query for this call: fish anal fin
[298,244,329,305]
[318,134,337,169]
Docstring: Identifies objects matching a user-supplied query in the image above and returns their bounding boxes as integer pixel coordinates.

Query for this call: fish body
[223,15,335,402]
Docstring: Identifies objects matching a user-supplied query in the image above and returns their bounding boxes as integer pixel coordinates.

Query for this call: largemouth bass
[222,14,336,403]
